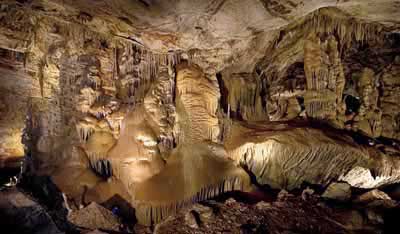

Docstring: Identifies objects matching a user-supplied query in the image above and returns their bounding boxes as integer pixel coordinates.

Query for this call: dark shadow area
[17,175,79,234]
[103,194,137,228]
[344,94,361,115]
[216,72,229,114]
[0,201,61,234]
[383,207,400,234]
[0,167,20,187]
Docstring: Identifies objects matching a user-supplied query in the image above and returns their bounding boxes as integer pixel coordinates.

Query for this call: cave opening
[344,94,361,115]
[216,72,228,114]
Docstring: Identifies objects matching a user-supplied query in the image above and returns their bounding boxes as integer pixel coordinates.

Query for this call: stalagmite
[175,62,221,143]
[107,105,166,190]
[352,68,382,137]
[132,143,251,225]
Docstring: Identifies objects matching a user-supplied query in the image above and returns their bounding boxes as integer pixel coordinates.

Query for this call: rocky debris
[148,188,400,234]
[334,209,366,232]
[191,204,216,221]
[153,192,376,234]
[354,189,397,208]
[67,202,121,231]
[182,203,216,229]
[0,188,64,234]
[3,184,399,234]
[134,225,153,234]
[277,189,292,200]
[83,230,109,234]
[366,209,384,225]
[184,211,200,229]
[322,182,352,201]
[301,187,315,201]
[17,174,76,233]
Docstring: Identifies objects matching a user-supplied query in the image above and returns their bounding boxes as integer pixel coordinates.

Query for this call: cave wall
[0,48,40,168]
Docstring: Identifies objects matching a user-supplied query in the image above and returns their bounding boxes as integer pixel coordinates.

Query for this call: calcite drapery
[352,68,382,137]
[303,33,346,124]
[225,121,400,190]
[175,62,221,144]
[222,73,267,121]
[85,63,250,225]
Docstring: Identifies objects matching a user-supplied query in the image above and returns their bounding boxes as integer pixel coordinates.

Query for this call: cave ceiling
[2,0,400,73]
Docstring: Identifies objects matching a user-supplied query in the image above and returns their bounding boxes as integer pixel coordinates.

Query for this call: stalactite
[76,123,94,142]
[116,43,185,105]
[143,65,176,156]
[305,7,384,49]
[224,73,266,121]
[303,32,346,121]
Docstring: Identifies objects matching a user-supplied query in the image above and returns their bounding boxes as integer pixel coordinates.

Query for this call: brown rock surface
[67,202,121,231]
[152,193,383,234]
[322,182,352,201]
[354,189,398,208]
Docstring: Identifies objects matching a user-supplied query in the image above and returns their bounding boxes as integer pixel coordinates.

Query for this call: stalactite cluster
[223,73,267,121]
[116,43,182,104]
[304,7,384,49]
[351,68,382,137]
[303,34,346,124]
